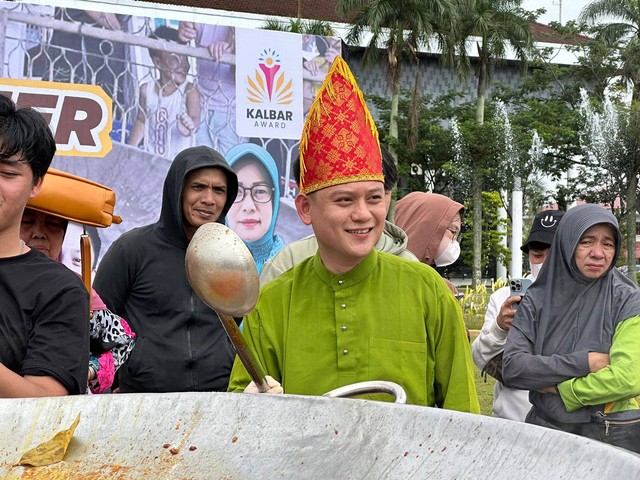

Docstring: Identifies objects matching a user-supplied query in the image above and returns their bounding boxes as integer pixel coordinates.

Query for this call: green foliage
[460,191,510,273]
[336,0,456,69]
[371,90,465,197]
[454,0,536,117]
[262,18,335,36]
[580,0,640,102]
[459,277,507,330]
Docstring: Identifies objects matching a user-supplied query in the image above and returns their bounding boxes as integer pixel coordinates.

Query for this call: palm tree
[580,0,640,101]
[454,0,534,286]
[580,0,640,282]
[263,18,336,36]
[336,0,457,156]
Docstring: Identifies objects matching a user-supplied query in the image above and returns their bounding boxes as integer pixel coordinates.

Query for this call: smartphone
[509,278,533,308]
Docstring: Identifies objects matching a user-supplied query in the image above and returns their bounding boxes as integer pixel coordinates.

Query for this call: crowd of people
[2,52,640,455]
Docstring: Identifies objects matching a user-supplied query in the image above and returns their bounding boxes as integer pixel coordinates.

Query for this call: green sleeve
[558,315,640,412]
[434,285,481,414]
[227,306,280,393]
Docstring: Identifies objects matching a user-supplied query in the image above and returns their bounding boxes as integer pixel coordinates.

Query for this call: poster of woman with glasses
[225,142,287,274]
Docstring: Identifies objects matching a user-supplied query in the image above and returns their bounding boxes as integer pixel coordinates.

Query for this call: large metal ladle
[185,222,269,392]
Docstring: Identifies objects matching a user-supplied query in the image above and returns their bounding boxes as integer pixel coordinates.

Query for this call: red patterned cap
[299,56,383,194]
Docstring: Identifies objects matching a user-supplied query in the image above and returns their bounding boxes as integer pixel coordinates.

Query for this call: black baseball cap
[521,210,565,253]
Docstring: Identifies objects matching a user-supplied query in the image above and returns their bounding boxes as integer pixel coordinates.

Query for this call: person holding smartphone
[503,205,640,453]
[471,209,564,421]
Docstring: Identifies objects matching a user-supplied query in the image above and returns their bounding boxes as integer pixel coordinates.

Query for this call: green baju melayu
[228,249,480,413]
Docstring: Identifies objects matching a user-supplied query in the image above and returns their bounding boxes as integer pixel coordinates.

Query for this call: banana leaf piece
[16,414,80,467]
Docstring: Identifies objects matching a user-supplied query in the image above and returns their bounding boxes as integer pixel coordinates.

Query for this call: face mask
[435,239,460,267]
[530,261,543,280]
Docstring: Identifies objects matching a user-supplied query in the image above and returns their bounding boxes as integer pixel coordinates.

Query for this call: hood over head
[156,146,238,248]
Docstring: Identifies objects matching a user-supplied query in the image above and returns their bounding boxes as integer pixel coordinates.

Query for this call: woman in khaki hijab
[394,192,464,293]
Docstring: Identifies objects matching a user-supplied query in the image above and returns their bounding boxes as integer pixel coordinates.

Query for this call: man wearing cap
[228,57,479,412]
[0,95,89,397]
[472,209,565,421]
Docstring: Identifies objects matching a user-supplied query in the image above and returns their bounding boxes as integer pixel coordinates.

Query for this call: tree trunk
[472,175,483,288]
[626,173,638,285]
[387,63,401,222]
[476,61,487,124]
[471,60,488,287]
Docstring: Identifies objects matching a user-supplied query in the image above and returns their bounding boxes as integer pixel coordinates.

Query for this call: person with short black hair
[0,94,89,397]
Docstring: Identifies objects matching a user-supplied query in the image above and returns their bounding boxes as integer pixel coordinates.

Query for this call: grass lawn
[468,330,496,416]
[473,363,496,416]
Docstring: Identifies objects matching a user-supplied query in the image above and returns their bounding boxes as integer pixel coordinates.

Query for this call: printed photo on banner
[0,0,341,269]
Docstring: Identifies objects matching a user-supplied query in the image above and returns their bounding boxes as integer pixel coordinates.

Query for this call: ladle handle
[217,312,270,393]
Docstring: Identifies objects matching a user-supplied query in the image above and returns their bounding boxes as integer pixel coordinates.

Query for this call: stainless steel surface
[323,381,407,404]
[185,222,268,391]
[1,392,639,479]
[185,222,259,317]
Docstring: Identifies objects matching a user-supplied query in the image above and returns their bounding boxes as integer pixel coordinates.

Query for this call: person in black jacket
[94,146,238,392]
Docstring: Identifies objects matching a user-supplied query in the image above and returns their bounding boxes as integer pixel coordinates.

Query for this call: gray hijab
[513,204,640,422]
[515,203,640,357]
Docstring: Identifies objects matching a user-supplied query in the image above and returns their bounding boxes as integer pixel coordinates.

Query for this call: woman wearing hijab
[226,143,286,274]
[503,204,640,452]
[394,192,464,293]
[20,208,136,394]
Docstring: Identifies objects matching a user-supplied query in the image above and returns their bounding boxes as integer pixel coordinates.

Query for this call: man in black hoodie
[94,146,238,392]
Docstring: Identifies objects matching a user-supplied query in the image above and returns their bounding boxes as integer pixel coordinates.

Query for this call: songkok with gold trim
[298,56,383,194]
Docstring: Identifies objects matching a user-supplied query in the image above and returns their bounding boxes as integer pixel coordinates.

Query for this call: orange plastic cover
[27,168,122,228]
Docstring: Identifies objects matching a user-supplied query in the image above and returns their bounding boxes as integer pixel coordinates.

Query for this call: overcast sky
[522,0,592,25]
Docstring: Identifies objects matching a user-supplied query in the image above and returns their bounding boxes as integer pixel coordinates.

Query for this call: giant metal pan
[0,392,638,478]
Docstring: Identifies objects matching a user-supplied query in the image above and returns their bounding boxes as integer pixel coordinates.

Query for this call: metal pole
[496,194,508,281]
[510,178,523,278]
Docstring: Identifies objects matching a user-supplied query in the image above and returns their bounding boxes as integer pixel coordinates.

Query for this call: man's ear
[295,193,312,226]
[29,175,43,199]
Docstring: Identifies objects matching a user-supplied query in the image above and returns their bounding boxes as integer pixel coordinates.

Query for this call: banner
[0,2,341,274]
[235,28,304,139]
[0,78,113,156]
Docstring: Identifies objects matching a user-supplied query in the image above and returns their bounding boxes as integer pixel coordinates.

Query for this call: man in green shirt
[259,143,417,287]
[228,57,479,413]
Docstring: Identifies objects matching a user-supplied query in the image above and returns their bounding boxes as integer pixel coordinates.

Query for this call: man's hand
[244,375,283,394]
[207,41,230,62]
[303,59,320,76]
[496,295,521,331]
[178,21,197,43]
[177,113,196,136]
[588,352,610,373]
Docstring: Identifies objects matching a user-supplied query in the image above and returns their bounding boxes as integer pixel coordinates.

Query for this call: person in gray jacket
[94,146,238,393]
[259,144,417,286]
